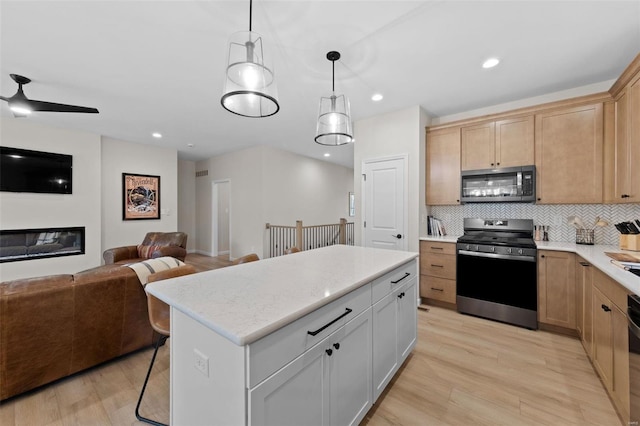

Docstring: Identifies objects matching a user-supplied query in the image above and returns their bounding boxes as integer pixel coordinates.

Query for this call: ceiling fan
[0,74,99,117]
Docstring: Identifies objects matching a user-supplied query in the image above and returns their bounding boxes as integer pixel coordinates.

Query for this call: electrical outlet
[194,349,209,377]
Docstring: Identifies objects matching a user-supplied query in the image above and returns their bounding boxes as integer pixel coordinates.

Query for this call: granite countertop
[418,234,640,296]
[145,245,418,346]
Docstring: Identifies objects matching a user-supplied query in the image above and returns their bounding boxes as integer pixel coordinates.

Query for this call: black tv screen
[0,146,73,194]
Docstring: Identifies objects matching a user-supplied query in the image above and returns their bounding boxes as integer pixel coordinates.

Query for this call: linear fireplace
[0,227,85,263]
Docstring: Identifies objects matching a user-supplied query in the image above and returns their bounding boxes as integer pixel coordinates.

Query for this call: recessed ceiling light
[324,153,330,157]
[187,143,195,148]
[152,132,162,138]
[371,93,383,102]
[482,58,500,69]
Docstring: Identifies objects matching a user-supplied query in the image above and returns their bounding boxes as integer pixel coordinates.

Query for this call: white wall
[195,146,354,260]
[262,147,354,225]
[0,118,102,281]
[101,136,178,254]
[353,106,426,254]
[178,159,196,252]
[196,147,263,258]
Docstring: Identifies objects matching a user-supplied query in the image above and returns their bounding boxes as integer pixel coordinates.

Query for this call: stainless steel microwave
[460,165,536,203]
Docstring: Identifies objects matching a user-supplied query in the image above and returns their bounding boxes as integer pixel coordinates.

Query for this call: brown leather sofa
[103,232,188,264]
[0,264,156,401]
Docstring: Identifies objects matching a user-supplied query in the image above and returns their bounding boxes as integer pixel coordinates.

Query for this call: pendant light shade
[221,0,279,118]
[315,51,353,146]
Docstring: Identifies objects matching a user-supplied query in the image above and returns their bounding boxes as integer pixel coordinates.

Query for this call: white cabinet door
[328,308,372,426]
[372,279,418,402]
[372,288,399,402]
[398,279,418,362]
[249,339,329,426]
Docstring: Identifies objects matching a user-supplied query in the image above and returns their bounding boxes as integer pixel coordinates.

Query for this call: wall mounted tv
[0,146,73,194]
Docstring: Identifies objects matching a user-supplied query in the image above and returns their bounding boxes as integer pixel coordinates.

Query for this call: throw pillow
[137,244,163,259]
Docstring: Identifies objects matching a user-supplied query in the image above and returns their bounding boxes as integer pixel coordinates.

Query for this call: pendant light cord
[332,59,335,93]
[249,0,253,31]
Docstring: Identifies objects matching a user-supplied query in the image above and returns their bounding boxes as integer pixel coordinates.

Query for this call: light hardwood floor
[0,265,622,425]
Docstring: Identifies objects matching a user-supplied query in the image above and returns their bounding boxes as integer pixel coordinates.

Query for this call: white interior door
[363,156,407,251]
[212,180,230,256]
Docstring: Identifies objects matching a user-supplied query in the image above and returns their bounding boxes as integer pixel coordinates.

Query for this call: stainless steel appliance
[461,165,535,203]
[456,218,538,329]
[629,294,640,424]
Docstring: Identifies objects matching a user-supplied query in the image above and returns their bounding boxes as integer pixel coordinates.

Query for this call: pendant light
[315,51,353,146]
[221,0,279,118]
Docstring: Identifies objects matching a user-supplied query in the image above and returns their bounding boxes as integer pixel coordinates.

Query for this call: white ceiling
[1,1,639,169]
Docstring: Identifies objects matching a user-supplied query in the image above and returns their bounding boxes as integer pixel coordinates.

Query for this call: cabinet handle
[307,308,353,336]
[540,255,545,258]
[326,348,333,356]
[397,292,405,299]
[391,272,410,284]
[496,162,500,166]
[430,246,444,250]
[622,194,630,198]
[537,198,541,201]
[601,304,611,313]
[430,287,444,292]
[430,264,444,268]
[579,262,590,267]
[333,343,340,350]
[490,163,494,166]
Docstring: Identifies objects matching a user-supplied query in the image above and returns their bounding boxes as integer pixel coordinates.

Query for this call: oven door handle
[458,250,536,262]
[629,315,640,340]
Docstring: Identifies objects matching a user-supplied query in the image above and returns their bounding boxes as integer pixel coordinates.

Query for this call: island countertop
[145,245,418,346]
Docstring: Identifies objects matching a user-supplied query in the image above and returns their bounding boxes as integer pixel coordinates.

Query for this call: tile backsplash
[429,203,640,246]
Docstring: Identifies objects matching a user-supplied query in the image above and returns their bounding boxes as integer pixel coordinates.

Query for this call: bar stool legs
[135,335,169,426]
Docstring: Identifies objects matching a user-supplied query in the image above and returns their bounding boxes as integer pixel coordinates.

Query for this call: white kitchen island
[145,244,419,426]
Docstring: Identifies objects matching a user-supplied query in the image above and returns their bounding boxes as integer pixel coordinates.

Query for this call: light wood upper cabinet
[538,250,576,329]
[461,116,534,170]
[426,127,460,205]
[535,103,604,204]
[613,73,640,203]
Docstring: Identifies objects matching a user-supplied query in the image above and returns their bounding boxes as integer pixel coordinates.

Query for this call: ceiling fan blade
[26,99,99,114]
[0,95,9,102]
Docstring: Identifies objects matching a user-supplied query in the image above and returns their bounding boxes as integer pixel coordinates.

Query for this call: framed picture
[122,173,160,220]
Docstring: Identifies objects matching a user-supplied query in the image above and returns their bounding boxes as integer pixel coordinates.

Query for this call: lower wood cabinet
[591,268,630,422]
[538,250,576,329]
[575,257,594,356]
[419,241,456,305]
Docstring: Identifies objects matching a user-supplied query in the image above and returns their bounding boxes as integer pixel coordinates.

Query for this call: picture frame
[122,173,160,220]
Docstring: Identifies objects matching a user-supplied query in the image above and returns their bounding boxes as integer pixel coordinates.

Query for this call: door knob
[392,234,402,239]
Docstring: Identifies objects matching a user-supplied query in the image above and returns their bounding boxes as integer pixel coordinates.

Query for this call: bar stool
[135,264,197,426]
[232,253,259,265]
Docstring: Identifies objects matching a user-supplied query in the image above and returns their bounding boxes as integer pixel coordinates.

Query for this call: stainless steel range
[456,218,538,329]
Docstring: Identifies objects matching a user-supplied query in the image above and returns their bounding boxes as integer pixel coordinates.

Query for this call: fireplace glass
[0,227,85,263]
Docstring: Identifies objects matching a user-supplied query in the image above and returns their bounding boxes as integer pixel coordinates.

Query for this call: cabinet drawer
[420,240,456,256]
[420,275,456,304]
[371,259,418,304]
[248,283,371,388]
[593,268,629,310]
[420,253,456,279]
